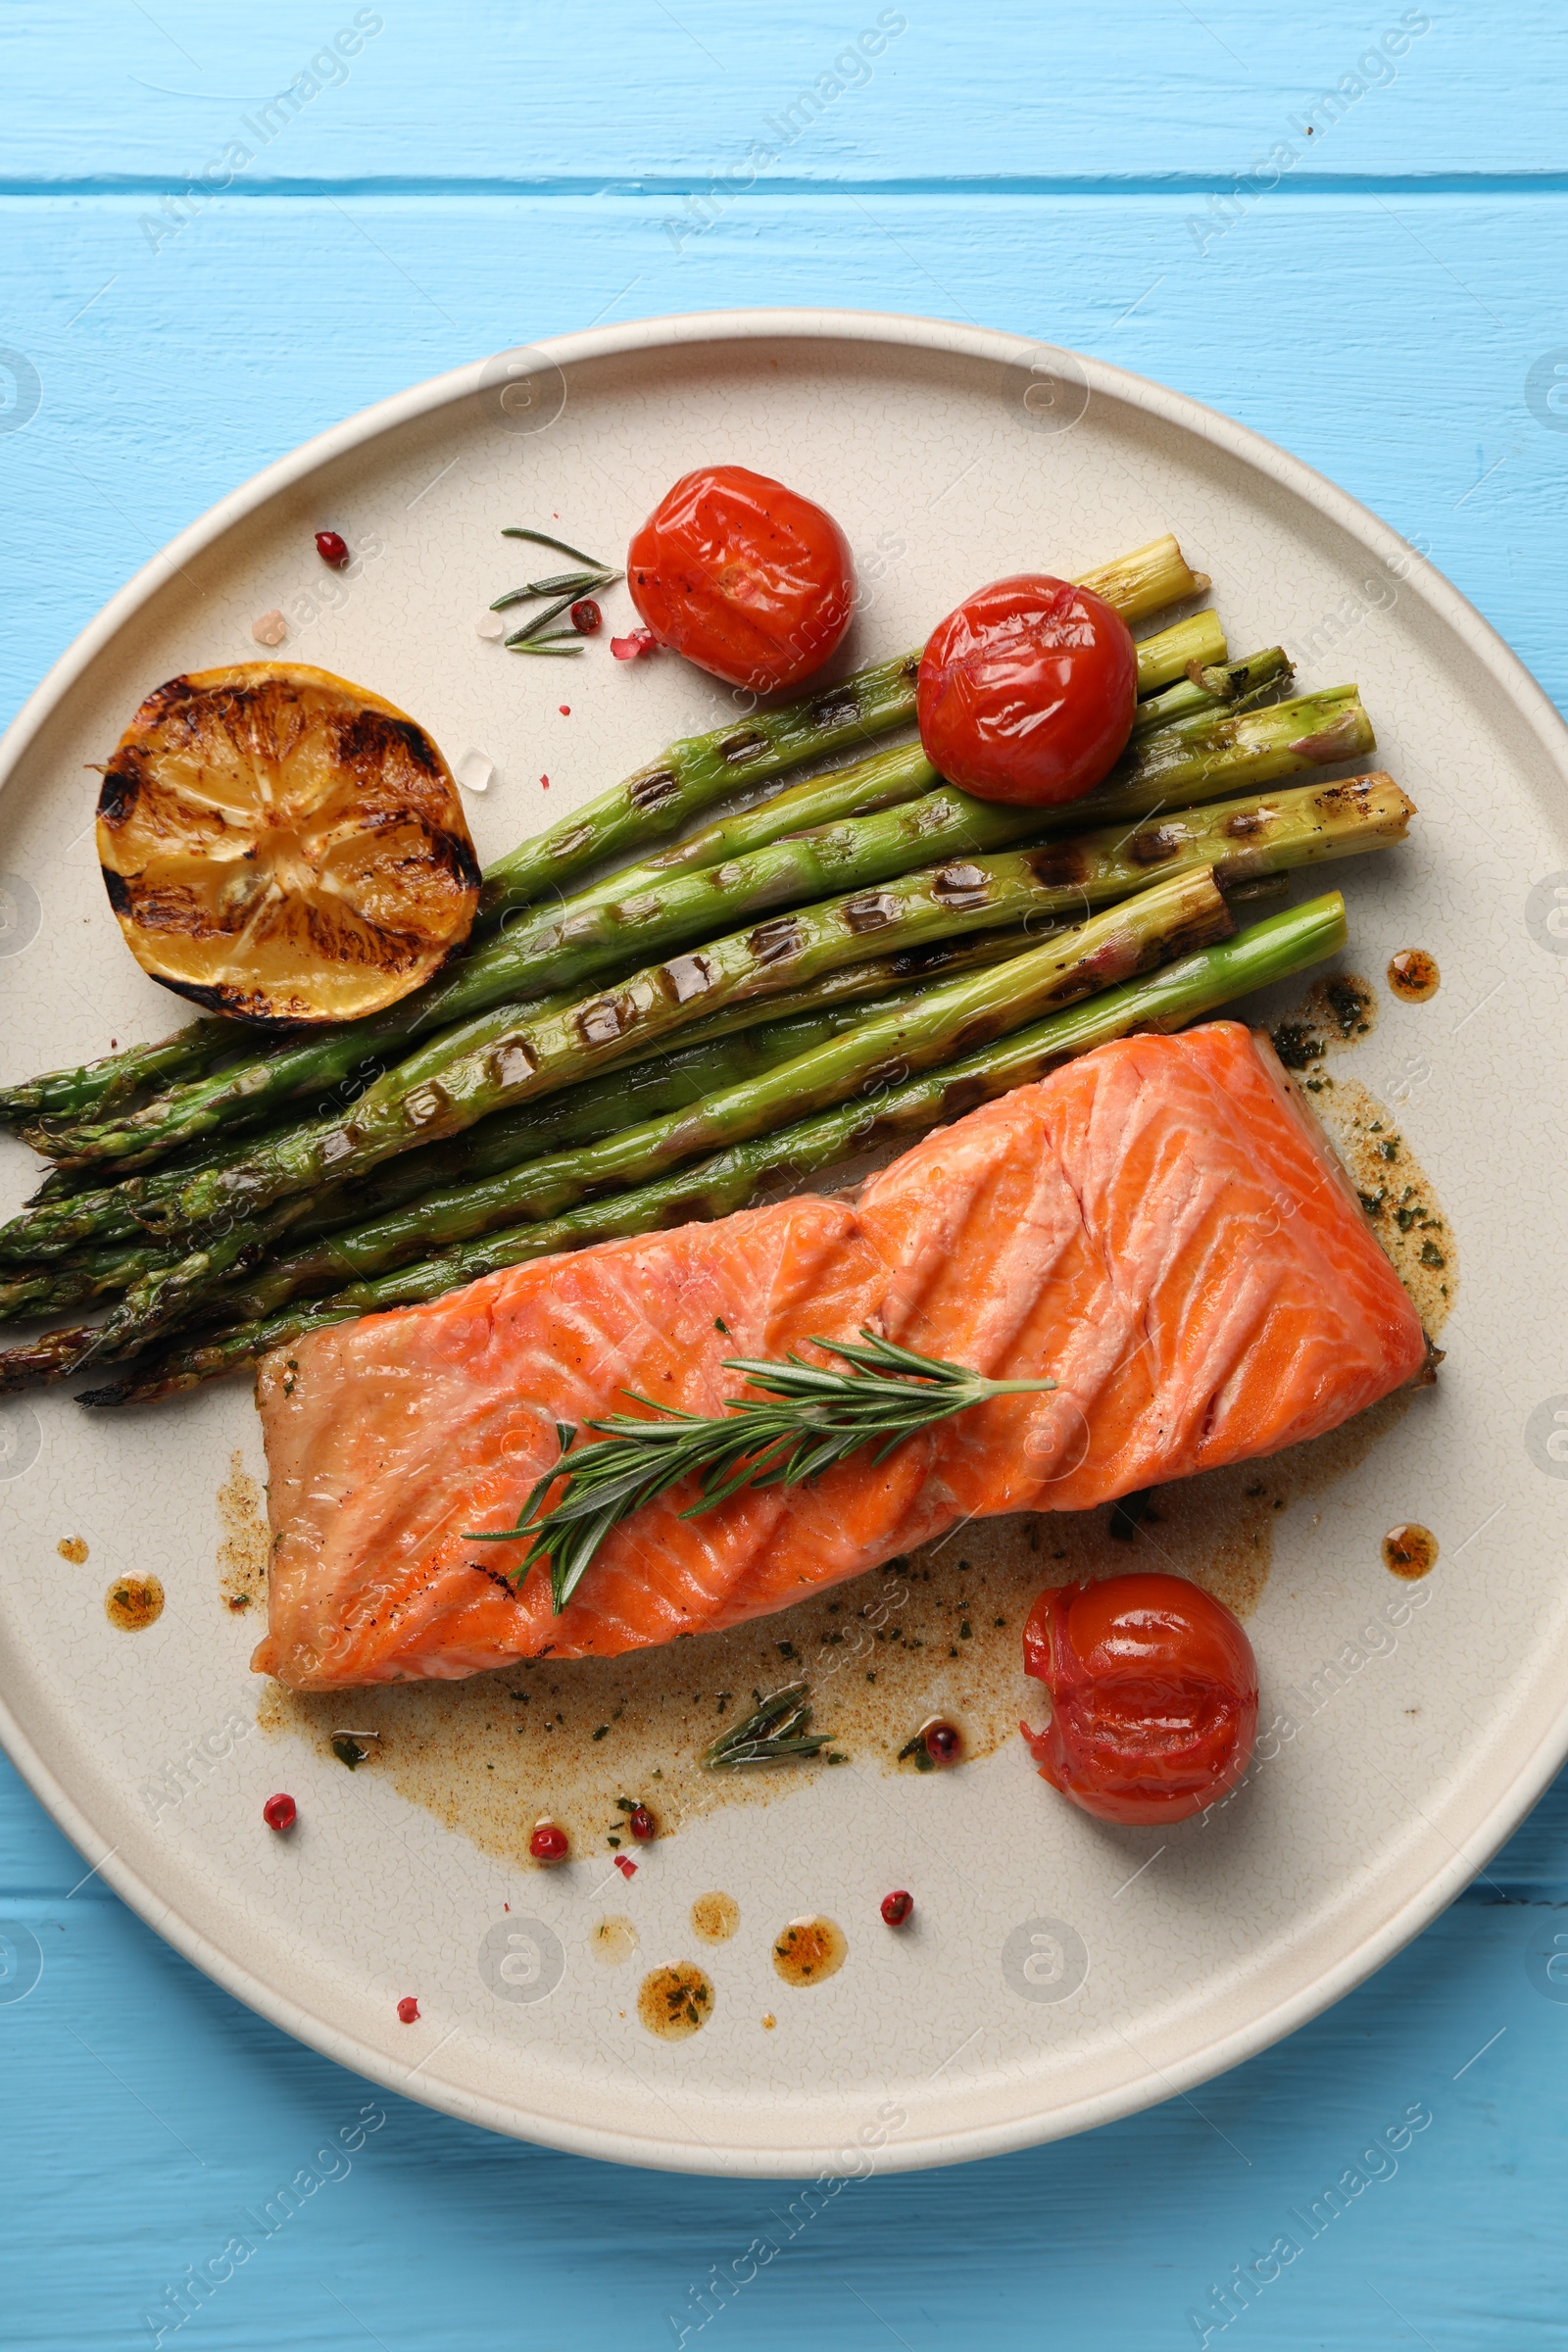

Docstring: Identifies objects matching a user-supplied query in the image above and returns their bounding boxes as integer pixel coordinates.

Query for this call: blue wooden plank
[3,1746,1566,2351]
[2,189,1566,735]
[0,2,1556,181]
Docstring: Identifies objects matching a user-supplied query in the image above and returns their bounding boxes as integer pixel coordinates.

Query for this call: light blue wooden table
[4,7,1567,2344]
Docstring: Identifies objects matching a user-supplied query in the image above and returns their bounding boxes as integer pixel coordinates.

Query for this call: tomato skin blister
[628,465,855,693]
[917,572,1137,808]
[1021,1572,1259,1825]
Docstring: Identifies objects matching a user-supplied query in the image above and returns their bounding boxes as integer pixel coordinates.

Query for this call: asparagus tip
[74,1381,131,1409]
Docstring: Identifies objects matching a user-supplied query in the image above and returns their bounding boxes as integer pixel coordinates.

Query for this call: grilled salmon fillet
[252,1022,1429,1690]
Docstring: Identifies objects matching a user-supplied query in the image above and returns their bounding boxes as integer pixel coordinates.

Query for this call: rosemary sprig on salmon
[464,1332,1059,1613]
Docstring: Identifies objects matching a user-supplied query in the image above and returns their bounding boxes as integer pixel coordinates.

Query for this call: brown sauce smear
[1383,1523,1439,1580]
[217,1451,270,1615]
[1303,1072,1456,1338]
[106,1574,164,1631]
[773,1916,847,1987]
[1270,970,1376,1068]
[57,1536,88,1565]
[1387,949,1440,1002]
[638,1962,712,2039]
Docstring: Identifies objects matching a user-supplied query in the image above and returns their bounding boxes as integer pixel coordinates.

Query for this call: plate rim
[2,303,1565,2175]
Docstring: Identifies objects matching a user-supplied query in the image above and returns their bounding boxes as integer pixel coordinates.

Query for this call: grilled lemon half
[95,662,480,1026]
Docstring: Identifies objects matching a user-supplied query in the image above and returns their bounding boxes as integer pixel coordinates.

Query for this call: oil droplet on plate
[1383,1523,1439,1580]
[57,1537,88,1564]
[638,1962,713,2039]
[691,1891,740,1943]
[1387,949,1440,1002]
[591,1915,638,1966]
[772,1915,847,1987]
[105,1574,164,1631]
[761,2013,776,2031]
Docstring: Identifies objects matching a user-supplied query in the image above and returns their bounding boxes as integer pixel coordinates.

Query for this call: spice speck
[396,1996,419,2024]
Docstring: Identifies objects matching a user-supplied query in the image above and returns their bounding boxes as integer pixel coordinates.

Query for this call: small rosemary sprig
[493,526,622,653]
[705,1684,837,1770]
[463,1329,1056,1613]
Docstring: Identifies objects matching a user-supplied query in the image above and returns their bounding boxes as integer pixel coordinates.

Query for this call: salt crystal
[251,609,287,647]
[455,747,495,796]
[476,613,506,641]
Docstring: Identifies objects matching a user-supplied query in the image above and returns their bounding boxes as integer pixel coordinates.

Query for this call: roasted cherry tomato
[627,465,854,694]
[916,573,1137,807]
[1021,1572,1258,1825]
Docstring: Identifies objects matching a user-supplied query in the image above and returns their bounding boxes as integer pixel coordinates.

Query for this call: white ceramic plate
[2,310,1565,2177]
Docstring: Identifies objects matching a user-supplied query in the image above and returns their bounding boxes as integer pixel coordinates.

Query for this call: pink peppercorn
[397,1996,419,2024]
[315,530,349,566]
[263,1792,297,1832]
[881,1889,913,1927]
[530,1821,568,1862]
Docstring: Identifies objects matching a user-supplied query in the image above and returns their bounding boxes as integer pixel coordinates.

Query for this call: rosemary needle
[464,1329,1056,1613]
[490,567,620,613]
[502,526,612,568]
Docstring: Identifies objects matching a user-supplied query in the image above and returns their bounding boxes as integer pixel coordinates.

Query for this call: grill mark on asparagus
[844,893,901,934]
[931,862,993,907]
[749,918,806,965]
[662,955,717,1004]
[626,768,680,815]
[1025,845,1089,890]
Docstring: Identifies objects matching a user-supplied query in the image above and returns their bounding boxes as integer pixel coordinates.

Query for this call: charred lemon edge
[94,662,479,1029]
